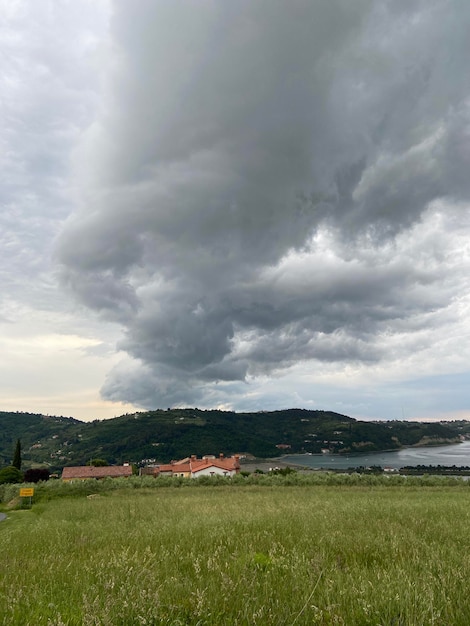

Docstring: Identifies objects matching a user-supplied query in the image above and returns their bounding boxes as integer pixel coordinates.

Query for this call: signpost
[19,487,34,507]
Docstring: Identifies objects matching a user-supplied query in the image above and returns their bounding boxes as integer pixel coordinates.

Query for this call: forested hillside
[0,408,468,471]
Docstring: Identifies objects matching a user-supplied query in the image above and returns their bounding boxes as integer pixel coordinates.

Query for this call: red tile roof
[157,463,191,474]
[173,457,191,465]
[62,465,133,480]
[152,454,240,477]
[190,457,239,473]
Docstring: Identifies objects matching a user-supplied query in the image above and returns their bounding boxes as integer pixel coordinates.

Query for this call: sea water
[282,440,470,470]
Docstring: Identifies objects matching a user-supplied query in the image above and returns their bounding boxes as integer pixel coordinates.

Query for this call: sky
[1,0,470,423]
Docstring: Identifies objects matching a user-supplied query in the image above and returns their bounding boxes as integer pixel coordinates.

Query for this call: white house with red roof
[149,454,240,478]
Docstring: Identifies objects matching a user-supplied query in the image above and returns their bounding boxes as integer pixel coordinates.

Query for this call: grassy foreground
[1,483,470,625]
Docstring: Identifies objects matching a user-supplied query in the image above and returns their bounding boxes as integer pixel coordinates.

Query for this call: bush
[0,482,24,504]
[0,466,23,484]
[23,468,50,483]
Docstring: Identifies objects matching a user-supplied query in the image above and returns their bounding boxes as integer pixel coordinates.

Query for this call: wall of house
[191,466,236,478]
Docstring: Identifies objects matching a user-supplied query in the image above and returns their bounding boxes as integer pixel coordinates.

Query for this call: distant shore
[241,440,469,473]
[240,458,312,473]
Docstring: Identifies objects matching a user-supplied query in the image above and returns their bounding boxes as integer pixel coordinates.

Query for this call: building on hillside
[142,454,240,478]
[61,464,133,481]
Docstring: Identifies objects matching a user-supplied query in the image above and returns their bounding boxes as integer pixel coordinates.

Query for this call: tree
[0,466,23,484]
[23,468,50,483]
[12,439,21,470]
[87,458,108,467]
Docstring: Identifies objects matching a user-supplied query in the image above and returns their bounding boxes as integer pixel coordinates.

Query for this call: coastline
[276,439,464,460]
[240,458,313,473]
[240,440,468,473]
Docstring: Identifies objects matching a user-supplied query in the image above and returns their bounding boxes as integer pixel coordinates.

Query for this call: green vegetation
[1,409,469,471]
[0,411,81,470]
[1,479,470,625]
[0,465,22,484]
[401,465,470,475]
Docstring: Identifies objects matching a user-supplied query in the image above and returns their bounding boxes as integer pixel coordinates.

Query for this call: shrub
[0,466,23,484]
[23,468,50,483]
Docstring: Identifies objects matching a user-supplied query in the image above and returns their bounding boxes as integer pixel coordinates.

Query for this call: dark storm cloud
[57,0,470,409]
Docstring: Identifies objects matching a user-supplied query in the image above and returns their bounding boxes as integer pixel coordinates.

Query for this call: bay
[282,440,470,470]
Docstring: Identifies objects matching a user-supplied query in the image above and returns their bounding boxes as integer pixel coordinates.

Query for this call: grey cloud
[56,1,470,409]
[58,210,144,275]
[1,1,108,311]
[101,359,207,409]
[61,269,139,323]
[118,296,235,369]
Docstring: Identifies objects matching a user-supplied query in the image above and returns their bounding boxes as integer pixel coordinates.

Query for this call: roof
[190,457,239,473]
[157,463,191,473]
[61,465,133,480]
[173,457,191,465]
[152,455,240,476]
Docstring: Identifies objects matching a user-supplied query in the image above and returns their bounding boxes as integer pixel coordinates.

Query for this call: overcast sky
[1,1,470,422]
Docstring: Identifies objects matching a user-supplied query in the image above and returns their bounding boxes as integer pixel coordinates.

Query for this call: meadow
[1,476,470,625]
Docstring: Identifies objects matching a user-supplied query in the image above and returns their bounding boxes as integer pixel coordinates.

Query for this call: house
[157,457,192,478]
[147,454,240,478]
[61,464,133,481]
[190,454,240,478]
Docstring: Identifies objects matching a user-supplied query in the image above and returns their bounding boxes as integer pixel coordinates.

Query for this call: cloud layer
[57,1,470,414]
[0,0,140,420]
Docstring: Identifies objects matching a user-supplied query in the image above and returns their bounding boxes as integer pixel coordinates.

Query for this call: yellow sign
[20,488,34,497]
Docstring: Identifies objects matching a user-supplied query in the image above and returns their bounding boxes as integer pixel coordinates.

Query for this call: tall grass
[1,470,469,506]
[1,484,470,624]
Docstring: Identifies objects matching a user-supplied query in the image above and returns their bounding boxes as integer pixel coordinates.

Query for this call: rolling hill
[1,408,468,471]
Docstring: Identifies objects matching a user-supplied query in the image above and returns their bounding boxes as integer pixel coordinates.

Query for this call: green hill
[0,408,467,471]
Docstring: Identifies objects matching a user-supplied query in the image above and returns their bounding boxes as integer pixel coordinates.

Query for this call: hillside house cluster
[141,454,240,478]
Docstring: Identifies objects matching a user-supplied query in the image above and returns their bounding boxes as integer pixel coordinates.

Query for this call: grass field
[1,482,470,625]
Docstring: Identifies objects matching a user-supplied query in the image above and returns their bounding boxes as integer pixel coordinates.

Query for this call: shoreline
[241,440,467,473]
[276,439,464,460]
